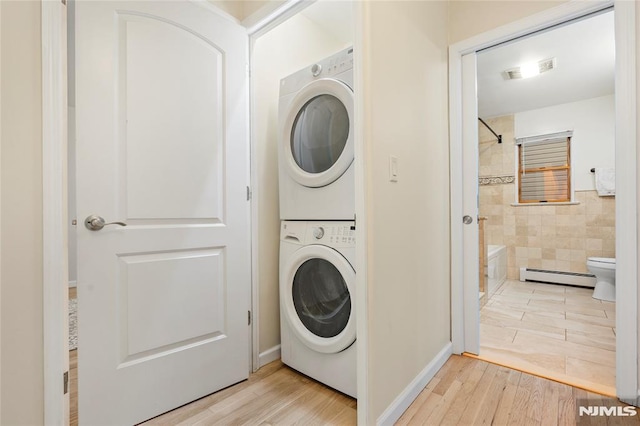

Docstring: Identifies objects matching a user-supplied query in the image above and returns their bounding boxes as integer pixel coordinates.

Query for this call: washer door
[282,245,355,353]
[282,78,354,188]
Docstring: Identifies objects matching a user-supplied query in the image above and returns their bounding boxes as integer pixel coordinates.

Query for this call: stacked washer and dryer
[277,47,356,398]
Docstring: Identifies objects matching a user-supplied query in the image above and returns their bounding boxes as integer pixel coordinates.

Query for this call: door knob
[463,215,473,225]
[84,215,127,231]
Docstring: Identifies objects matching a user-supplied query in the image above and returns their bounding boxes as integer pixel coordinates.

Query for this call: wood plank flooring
[71,350,638,425]
[69,282,628,425]
[70,349,78,426]
[69,348,356,426]
[479,279,616,395]
[141,361,357,425]
[397,355,639,426]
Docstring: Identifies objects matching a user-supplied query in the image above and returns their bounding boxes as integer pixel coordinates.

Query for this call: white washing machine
[279,220,356,398]
[278,47,354,220]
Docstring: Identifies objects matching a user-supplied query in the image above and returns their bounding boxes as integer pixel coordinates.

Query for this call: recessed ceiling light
[504,57,556,80]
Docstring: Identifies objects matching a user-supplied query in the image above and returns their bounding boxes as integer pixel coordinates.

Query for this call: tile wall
[478,115,615,279]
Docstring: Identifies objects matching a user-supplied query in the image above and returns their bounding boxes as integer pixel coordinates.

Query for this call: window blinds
[516,131,572,203]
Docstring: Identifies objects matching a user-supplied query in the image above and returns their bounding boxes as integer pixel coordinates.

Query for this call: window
[516,131,572,203]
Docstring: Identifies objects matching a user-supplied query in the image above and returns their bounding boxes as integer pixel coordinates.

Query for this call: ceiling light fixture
[504,57,556,80]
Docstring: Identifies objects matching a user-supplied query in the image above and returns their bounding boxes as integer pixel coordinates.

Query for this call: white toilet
[586,257,616,302]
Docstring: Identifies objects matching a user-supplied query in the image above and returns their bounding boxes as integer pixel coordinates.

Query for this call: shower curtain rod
[478,118,502,144]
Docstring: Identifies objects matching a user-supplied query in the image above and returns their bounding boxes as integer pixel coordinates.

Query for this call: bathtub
[486,244,507,297]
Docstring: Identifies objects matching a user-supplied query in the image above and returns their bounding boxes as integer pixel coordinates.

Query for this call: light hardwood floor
[479,279,616,395]
[68,349,356,426]
[69,287,78,426]
[397,354,638,425]
[71,350,636,425]
[69,282,625,425]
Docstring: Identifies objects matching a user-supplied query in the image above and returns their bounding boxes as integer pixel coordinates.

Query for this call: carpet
[69,298,77,351]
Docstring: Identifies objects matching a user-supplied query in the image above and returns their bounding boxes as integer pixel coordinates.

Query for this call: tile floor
[479,279,616,396]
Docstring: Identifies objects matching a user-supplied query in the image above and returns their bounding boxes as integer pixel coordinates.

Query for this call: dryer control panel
[281,221,355,248]
[279,46,354,97]
[318,47,354,78]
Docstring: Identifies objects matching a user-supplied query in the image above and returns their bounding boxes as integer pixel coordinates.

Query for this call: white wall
[207,0,244,20]
[360,1,450,422]
[206,0,284,22]
[0,1,45,423]
[515,94,615,191]
[251,10,350,357]
[448,0,565,45]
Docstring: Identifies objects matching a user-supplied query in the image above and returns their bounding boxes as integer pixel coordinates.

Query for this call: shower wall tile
[478,114,615,280]
[542,248,556,259]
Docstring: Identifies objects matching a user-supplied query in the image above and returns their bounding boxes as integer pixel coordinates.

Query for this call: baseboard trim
[376,341,453,426]
[69,280,77,288]
[258,345,281,368]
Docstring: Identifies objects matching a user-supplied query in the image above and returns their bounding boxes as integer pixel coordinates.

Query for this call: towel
[595,167,615,196]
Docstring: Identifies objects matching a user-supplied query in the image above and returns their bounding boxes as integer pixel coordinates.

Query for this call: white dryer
[278,47,354,220]
[279,220,356,398]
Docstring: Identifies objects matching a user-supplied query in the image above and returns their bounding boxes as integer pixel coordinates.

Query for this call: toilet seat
[587,257,616,270]
[588,257,615,264]
[587,257,615,270]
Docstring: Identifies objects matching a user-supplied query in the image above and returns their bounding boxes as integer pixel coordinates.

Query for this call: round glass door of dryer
[282,244,356,353]
[282,78,354,188]
[291,95,349,174]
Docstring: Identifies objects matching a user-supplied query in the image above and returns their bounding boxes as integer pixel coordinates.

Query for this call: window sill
[510,201,581,207]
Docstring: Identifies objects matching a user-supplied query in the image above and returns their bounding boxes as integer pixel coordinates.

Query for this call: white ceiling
[477,10,615,118]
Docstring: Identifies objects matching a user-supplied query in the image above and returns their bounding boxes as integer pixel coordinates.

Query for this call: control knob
[313,227,325,239]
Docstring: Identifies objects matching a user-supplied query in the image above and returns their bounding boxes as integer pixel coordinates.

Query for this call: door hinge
[61,0,67,5]
[246,186,252,201]
[63,371,69,394]
[248,310,252,326]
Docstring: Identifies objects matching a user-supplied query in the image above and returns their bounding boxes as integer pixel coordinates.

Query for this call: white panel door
[75,2,250,424]
[462,52,480,355]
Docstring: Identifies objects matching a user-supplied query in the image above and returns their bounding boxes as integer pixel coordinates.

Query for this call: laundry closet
[250,1,355,390]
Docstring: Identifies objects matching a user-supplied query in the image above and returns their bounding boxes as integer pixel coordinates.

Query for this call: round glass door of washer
[282,245,356,353]
[292,257,351,338]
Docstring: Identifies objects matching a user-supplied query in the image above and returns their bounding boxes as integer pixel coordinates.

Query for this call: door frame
[449,0,638,404]
[42,0,258,423]
[42,0,69,424]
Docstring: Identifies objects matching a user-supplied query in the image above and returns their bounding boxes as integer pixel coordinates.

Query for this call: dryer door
[282,245,355,353]
[281,78,354,188]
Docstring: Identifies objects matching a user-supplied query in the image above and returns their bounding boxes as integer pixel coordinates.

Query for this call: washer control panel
[281,221,355,248]
[310,222,355,247]
[323,224,355,246]
[313,227,325,239]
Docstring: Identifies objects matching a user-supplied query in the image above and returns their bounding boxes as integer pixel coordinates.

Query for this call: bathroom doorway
[475,10,616,395]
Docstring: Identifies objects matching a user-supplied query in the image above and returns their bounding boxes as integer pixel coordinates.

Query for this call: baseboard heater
[519,267,596,288]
